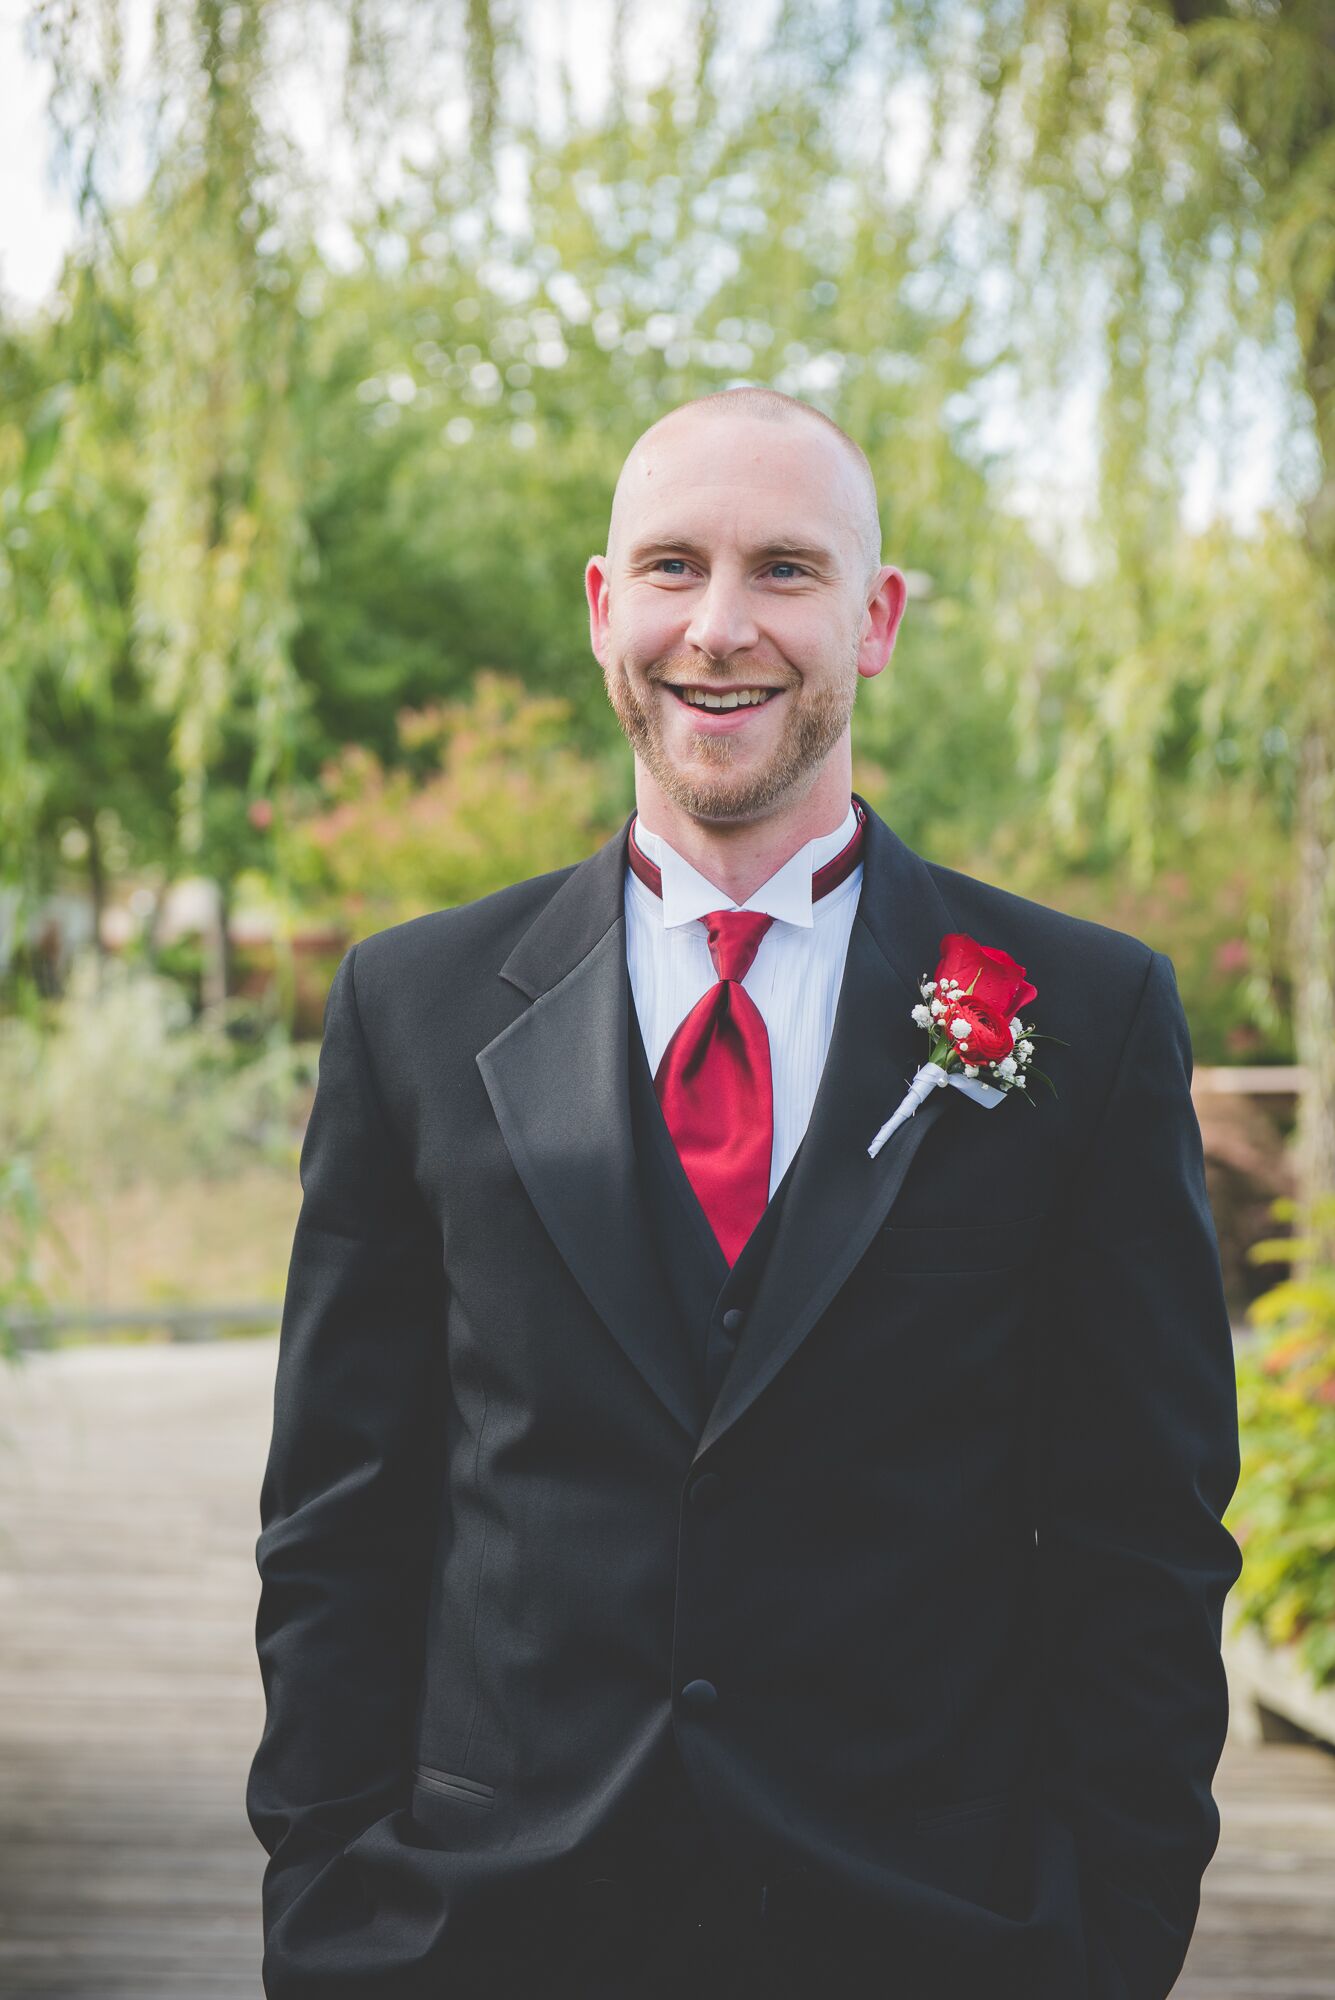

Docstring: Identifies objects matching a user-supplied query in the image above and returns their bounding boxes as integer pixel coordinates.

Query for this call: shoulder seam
[343,942,412,1173]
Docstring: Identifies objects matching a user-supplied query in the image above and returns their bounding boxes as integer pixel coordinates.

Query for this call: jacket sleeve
[246,944,448,1967]
[1035,949,1243,2000]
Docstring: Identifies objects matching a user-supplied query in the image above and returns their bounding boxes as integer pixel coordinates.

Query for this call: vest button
[680,1678,718,1711]
[721,1307,745,1333]
[688,1472,723,1511]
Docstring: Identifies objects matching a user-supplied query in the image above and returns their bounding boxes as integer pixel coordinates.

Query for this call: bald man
[248,389,1242,2000]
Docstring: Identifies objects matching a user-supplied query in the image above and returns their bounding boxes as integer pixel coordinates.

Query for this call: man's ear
[585,556,610,665]
[857,565,908,681]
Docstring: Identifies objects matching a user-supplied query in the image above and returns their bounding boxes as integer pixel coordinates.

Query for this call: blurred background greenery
[1,0,1333,1689]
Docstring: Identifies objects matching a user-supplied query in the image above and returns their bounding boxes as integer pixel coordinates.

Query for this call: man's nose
[684,574,760,661]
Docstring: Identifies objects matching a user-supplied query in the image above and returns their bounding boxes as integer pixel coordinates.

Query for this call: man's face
[586,411,905,824]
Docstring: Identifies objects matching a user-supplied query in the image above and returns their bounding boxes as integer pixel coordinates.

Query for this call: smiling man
[248,388,1243,2000]
[591,393,899,875]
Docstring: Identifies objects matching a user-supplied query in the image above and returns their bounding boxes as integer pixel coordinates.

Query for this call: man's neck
[634,755,854,906]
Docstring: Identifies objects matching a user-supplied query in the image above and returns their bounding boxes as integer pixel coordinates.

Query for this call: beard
[602,641,860,823]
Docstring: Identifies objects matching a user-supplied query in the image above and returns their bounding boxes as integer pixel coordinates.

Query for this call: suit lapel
[694,800,961,1461]
[477,798,963,1455]
[476,817,702,1441]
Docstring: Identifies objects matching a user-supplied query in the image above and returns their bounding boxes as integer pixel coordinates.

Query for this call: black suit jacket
[247,796,1243,1999]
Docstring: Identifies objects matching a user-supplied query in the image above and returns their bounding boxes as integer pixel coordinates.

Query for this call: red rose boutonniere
[868,932,1066,1159]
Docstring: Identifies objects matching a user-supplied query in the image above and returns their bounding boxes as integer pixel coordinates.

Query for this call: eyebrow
[626,536,840,571]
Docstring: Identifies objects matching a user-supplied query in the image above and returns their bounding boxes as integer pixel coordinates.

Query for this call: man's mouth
[663,684,784,712]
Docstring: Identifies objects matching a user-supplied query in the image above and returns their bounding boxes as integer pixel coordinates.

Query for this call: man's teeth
[674,687,778,710]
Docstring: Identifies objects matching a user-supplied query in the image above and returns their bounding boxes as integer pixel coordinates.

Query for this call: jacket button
[721,1307,745,1333]
[680,1678,718,1711]
[688,1472,723,1511]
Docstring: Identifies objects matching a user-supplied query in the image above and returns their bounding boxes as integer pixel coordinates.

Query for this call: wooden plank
[0,1344,269,2000]
[1192,1065,1306,1094]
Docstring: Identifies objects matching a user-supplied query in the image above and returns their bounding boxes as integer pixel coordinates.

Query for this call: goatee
[602,648,858,823]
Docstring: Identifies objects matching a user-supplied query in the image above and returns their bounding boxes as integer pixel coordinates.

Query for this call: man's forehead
[611,412,868,555]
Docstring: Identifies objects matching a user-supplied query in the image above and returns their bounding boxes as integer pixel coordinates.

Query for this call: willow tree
[885,0,1335,1254]
[17,0,506,862]
[14,0,1015,876]
[259,15,1035,873]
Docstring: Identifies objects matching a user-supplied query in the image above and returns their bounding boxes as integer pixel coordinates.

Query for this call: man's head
[586,387,906,827]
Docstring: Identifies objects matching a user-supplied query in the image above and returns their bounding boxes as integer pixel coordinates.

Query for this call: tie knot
[702,908,773,984]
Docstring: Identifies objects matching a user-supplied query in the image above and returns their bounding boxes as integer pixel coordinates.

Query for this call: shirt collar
[630,801,859,931]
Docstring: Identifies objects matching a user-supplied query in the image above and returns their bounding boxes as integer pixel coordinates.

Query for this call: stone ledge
[1224,1614,1335,1750]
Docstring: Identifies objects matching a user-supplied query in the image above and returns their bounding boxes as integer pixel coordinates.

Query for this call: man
[247,387,1243,1999]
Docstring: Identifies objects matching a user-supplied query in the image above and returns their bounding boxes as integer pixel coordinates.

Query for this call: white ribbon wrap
[867,1061,1007,1159]
[948,1073,1008,1110]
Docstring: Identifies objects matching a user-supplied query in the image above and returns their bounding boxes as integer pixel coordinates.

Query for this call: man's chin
[605,675,842,823]
[646,750,808,825]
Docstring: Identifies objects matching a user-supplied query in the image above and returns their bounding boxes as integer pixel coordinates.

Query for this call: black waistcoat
[620,995,805,1890]
[626,996,803,1429]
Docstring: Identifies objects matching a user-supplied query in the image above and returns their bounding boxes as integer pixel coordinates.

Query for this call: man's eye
[648,558,807,578]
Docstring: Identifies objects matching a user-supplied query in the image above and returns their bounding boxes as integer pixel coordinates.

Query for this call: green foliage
[889,0,1332,501]
[875,0,1332,862]
[3,11,1019,886]
[0,958,315,1202]
[879,0,1335,1225]
[1000,520,1319,886]
[0,1155,49,1359]
[982,783,1295,1065]
[31,0,309,850]
[3,0,1326,1143]
[1228,1192,1335,1688]
[289,671,624,930]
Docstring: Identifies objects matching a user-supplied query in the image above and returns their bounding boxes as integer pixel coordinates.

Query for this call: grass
[36,1165,301,1318]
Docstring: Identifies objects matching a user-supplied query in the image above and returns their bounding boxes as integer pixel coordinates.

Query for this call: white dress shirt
[624,802,862,1199]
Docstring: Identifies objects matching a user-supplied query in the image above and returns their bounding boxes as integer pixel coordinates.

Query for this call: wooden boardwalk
[0,1339,1332,1999]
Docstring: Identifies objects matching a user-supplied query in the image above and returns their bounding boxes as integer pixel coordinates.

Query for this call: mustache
[648,655,798,690]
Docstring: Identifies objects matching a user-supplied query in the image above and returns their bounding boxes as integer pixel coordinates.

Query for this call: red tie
[627,804,866,1266]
